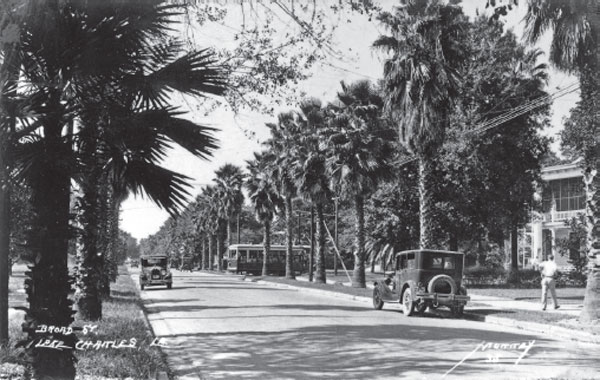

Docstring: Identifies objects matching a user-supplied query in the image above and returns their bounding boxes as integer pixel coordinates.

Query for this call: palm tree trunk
[284,196,295,279]
[201,235,207,270]
[0,155,9,344]
[309,206,314,281]
[315,204,326,283]
[352,194,366,288]
[77,154,103,321]
[25,121,76,379]
[262,219,271,276]
[581,166,600,322]
[97,186,111,300]
[216,233,222,271]
[227,217,232,250]
[0,37,19,344]
[208,234,215,270]
[418,157,436,249]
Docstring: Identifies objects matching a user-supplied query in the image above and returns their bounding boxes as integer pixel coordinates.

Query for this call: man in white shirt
[539,255,560,311]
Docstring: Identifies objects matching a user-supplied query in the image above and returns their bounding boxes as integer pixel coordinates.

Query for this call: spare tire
[427,274,457,295]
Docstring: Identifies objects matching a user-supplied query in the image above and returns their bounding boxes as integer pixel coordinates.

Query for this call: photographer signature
[443,340,535,377]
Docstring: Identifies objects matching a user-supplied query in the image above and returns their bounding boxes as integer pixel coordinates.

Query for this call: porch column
[532,221,543,262]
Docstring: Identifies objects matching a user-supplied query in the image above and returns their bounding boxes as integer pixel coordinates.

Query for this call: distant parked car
[139,255,172,290]
[372,250,469,317]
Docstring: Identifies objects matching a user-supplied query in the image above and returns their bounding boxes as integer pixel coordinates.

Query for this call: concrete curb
[244,275,600,345]
[244,277,373,305]
[127,271,171,380]
[464,312,600,345]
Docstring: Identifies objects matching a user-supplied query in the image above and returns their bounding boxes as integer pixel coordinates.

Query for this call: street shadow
[465,309,516,316]
[158,323,577,380]
[143,303,375,314]
[167,285,292,291]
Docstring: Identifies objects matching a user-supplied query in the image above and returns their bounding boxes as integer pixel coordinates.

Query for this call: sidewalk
[278,272,597,344]
[295,271,580,316]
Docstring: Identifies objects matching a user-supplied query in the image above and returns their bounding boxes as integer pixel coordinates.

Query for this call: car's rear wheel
[372,287,384,310]
[401,288,415,316]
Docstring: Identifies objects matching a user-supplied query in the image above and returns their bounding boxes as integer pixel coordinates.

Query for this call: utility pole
[309,206,314,282]
[237,213,240,244]
[334,197,338,276]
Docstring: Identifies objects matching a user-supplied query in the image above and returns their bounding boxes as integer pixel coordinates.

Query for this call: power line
[394,82,580,167]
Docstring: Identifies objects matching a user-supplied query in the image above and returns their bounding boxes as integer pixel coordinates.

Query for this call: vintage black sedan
[373,250,469,316]
[139,255,172,290]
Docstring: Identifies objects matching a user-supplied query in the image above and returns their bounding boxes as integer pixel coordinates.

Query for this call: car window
[398,256,406,269]
[444,257,456,270]
[431,256,443,269]
[142,258,167,266]
[398,253,416,269]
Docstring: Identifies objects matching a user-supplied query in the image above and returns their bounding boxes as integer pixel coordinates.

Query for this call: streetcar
[225,244,309,276]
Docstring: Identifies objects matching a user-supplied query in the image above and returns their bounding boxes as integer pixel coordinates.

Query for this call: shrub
[463,266,506,287]
[506,268,541,288]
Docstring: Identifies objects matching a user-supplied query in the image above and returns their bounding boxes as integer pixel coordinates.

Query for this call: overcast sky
[120,0,580,241]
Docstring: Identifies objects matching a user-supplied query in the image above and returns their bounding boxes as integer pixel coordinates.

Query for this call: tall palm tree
[265,112,301,279]
[373,0,468,249]
[246,152,283,276]
[192,194,211,270]
[325,80,395,288]
[214,164,245,268]
[294,98,332,283]
[68,7,223,320]
[525,0,600,322]
[202,185,221,271]
[9,1,225,376]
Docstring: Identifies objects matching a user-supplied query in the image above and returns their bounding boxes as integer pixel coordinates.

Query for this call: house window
[548,177,584,212]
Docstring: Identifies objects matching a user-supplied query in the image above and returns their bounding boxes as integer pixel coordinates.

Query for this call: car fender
[374,281,397,302]
[401,280,418,302]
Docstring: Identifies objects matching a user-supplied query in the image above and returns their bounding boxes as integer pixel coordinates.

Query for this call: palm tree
[294,98,332,283]
[525,0,600,322]
[246,152,283,276]
[202,185,221,271]
[68,5,223,320]
[325,80,395,288]
[373,0,468,249]
[214,164,245,269]
[9,1,225,375]
[265,112,301,279]
[192,194,211,270]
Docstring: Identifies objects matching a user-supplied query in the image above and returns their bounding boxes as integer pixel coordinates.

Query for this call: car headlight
[161,269,167,276]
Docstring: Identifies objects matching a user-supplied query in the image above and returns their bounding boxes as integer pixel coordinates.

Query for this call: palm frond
[133,49,227,108]
[123,160,192,216]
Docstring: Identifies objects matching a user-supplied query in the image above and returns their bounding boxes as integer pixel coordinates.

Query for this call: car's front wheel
[401,288,415,316]
[372,287,384,310]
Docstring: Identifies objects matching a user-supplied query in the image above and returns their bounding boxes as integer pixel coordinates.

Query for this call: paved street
[135,270,600,380]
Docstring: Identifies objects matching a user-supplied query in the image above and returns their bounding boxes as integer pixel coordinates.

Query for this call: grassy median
[74,266,169,379]
[2,266,168,380]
